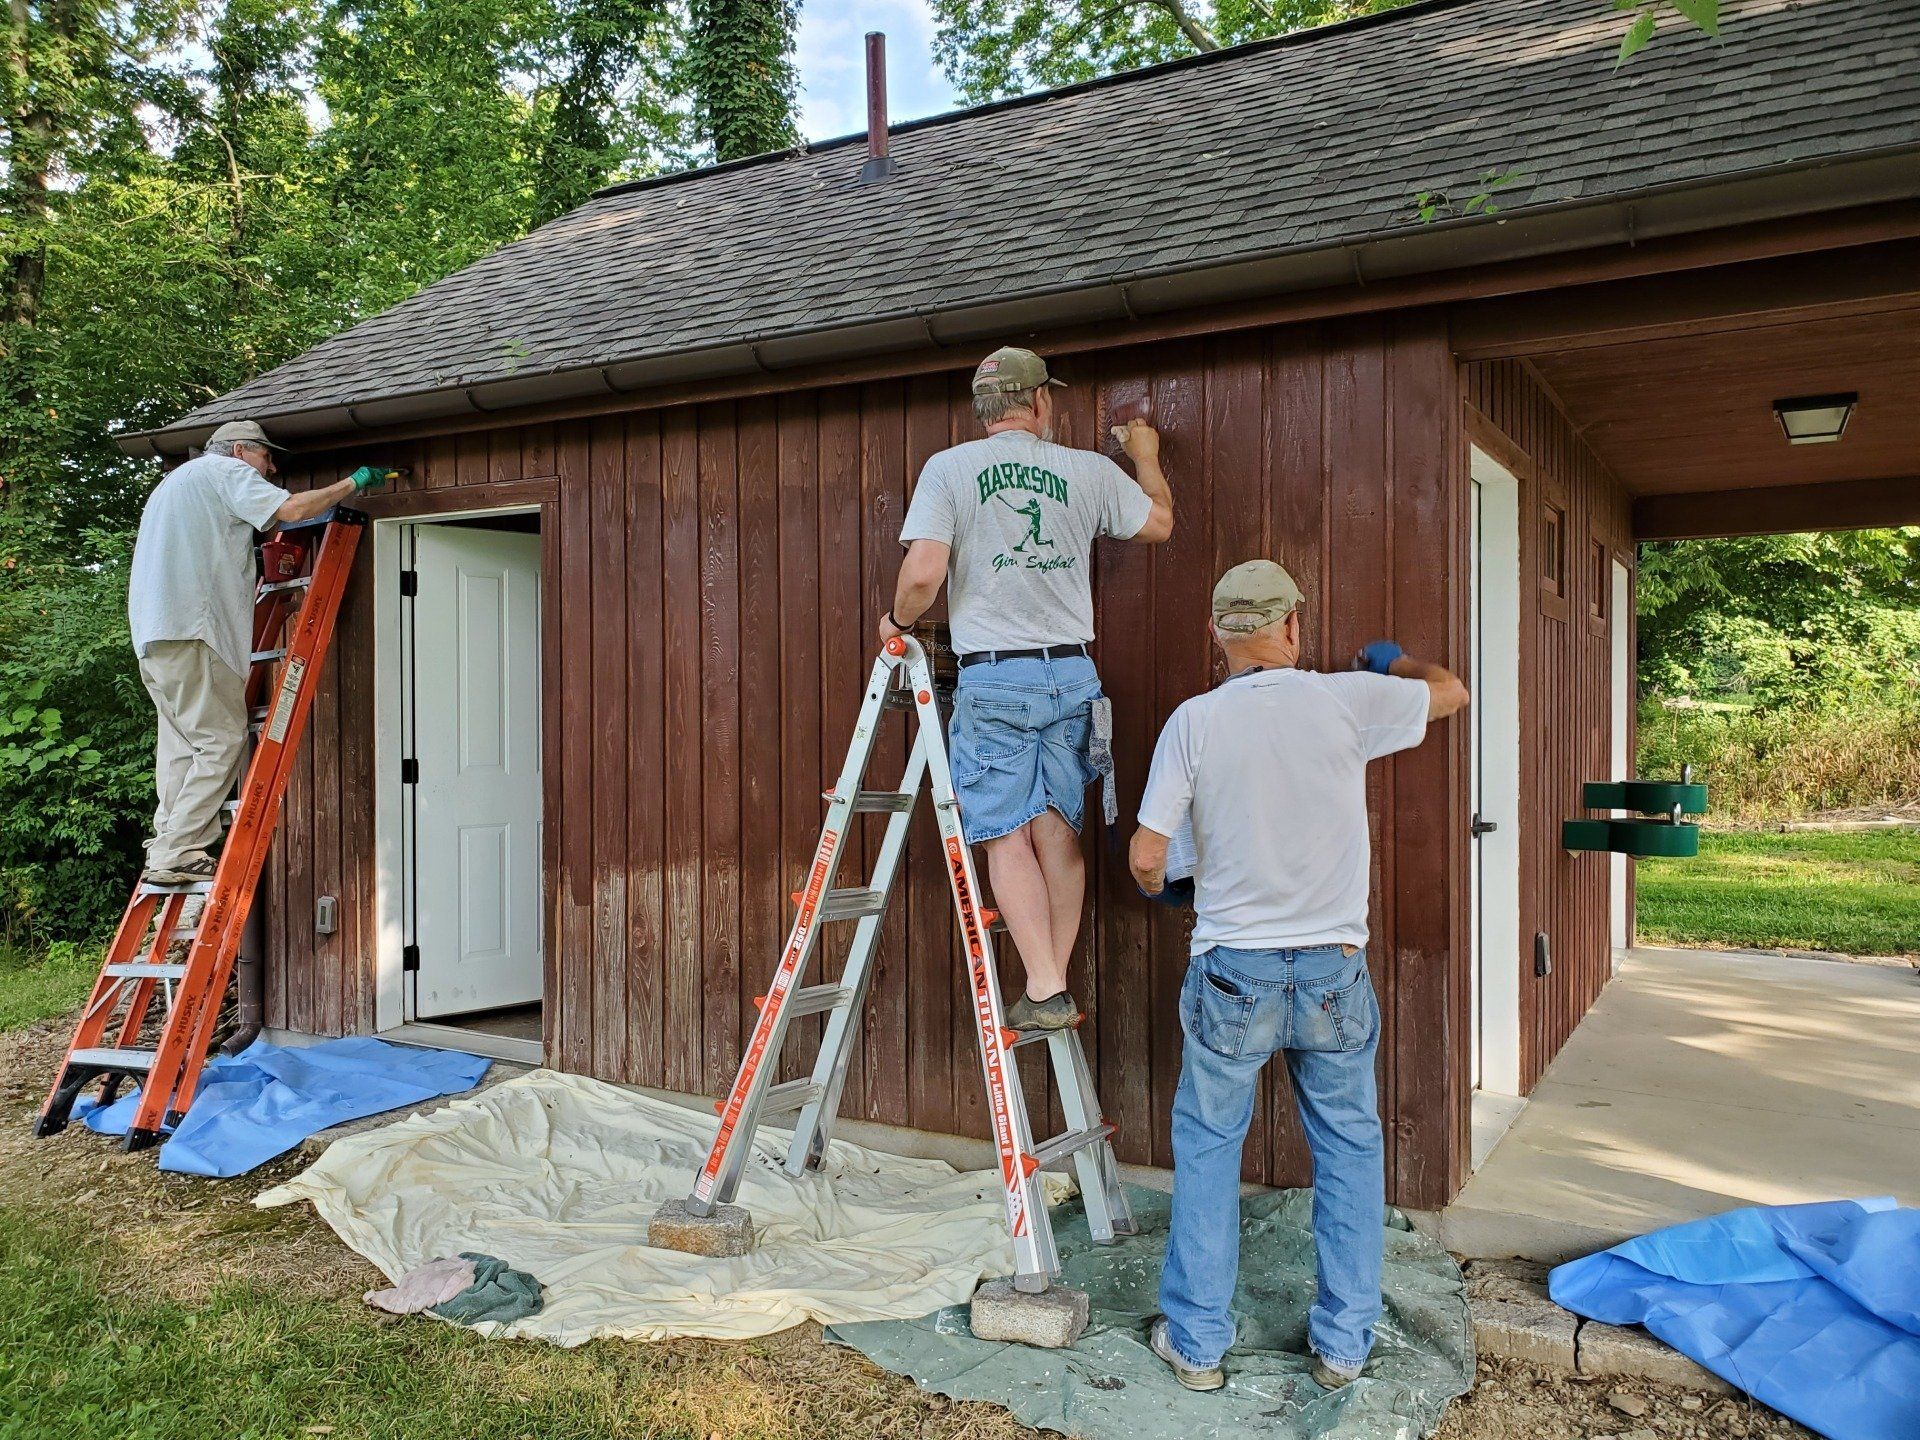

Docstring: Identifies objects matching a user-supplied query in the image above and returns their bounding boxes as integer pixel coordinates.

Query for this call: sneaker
[144,853,216,887]
[1149,1317,1224,1392]
[1309,1353,1364,1389]
[1005,991,1081,1032]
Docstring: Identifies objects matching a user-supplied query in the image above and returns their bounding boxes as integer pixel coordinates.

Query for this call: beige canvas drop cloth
[258,1067,1066,1345]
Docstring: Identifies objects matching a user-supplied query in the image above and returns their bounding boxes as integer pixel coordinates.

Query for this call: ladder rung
[251,648,287,665]
[760,1079,823,1116]
[834,790,913,813]
[68,1047,158,1071]
[259,576,312,596]
[784,984,852,1018]
[137,879,213,896]
[104,962,188,980]
[1028,1123,1115,1171]
[817,888,886,922]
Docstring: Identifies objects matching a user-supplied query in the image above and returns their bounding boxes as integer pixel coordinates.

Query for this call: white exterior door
[409,525,543,1018]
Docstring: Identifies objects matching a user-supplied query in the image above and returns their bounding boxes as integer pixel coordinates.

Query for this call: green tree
[680,0,799,162]
[930,0,1722,103]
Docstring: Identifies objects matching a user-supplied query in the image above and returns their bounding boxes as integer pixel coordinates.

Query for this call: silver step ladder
[651,633,1135,1319]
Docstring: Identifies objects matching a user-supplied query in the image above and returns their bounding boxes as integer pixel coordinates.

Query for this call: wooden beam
[351,476,557,519]
[1452,239,1920,361]
[1633,476,1920,540]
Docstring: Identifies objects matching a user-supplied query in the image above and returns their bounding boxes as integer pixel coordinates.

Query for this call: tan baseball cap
[972,346,1068,396]
[207,420,285,450]
[1212,560,1304,635]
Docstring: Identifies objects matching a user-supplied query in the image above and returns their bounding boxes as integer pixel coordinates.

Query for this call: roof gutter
[117,146,1920,458]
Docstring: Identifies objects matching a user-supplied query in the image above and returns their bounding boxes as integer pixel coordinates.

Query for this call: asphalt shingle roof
[147,0,1920,446]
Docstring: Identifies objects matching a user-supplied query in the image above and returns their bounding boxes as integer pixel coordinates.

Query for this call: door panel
[411,525,542,1018]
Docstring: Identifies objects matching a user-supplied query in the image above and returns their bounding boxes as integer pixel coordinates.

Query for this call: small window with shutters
[1588,536,1609,633]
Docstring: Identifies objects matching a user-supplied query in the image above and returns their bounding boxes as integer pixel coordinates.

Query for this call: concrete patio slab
[1437,946,1920,1263]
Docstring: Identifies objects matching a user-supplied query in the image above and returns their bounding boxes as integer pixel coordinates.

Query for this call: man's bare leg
[1028,808,1086,978]
[984,824,1067,1001]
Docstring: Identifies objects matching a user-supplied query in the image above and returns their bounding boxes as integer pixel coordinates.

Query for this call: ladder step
[1028,1122,1115,1171]
[259,576,312,596]
[68,1047,158,1072]
[104,962,189,980]
[137,879,213,896]
[251,647,287,665]
[784,984,852,1018]
[835,789,913,813]
[760,1078,823,1116]
[817,888,886,922]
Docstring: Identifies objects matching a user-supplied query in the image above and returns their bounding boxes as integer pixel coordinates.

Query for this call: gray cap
[1212,559,1304,635]
[206,420,285,450]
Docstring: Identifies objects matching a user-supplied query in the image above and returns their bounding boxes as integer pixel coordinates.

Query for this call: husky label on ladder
[947,833,1030,1239]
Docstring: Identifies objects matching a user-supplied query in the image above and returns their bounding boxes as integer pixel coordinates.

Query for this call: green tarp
[828,1187,1472,1440]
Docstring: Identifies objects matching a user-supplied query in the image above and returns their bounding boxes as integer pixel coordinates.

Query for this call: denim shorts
[947,654,1103,844]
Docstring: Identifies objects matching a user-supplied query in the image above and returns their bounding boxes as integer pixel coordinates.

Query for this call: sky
[793,1,963,143]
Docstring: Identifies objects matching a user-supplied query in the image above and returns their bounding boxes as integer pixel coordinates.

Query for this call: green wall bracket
[1581,780,1707,816]
[1565,771,1706,857]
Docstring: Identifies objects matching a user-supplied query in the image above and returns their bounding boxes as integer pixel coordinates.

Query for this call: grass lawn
[0,943,99,1032]
[1637,828,1920,956]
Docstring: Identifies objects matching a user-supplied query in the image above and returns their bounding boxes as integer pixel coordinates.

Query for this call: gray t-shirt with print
[898,430,1153,656]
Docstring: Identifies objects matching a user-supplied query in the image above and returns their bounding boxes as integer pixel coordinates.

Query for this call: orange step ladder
[35,508,364,1151]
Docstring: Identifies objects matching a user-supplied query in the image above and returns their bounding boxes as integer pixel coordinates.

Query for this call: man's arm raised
[1117,420,1173,544]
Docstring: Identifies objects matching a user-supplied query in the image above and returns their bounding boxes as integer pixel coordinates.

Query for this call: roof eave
[116,146,1920,459]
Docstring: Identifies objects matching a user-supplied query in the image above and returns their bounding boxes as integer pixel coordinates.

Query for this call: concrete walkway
[1439,945,1920,1262]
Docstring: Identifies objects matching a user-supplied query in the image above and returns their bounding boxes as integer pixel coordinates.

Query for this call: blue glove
[1139,875,1195,910]
[1355,640,1403,675]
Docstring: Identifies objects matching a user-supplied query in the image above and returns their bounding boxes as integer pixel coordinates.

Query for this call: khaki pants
[139,639,247,871]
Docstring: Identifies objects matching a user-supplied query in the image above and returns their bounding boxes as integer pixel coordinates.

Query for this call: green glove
[347,464,399,492]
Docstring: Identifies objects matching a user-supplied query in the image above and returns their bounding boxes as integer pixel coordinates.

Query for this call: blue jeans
[947,654,1102,844]
[1159,943,1384,1372]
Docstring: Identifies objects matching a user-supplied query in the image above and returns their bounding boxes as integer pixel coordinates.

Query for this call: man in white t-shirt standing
[128,420,383,885]
[881,347,1173,1032]
[1129,559,1467,1394]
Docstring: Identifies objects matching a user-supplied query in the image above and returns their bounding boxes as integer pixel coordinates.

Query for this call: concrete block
[1463,1257,1552,1306]
[969,1280,1090,1348]
[1578,1321,1737,1396]
[648,1200,754,1258]
[1470,1294,1577,1370]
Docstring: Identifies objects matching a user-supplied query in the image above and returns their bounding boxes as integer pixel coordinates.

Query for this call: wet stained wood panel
[264,314,1474,1207]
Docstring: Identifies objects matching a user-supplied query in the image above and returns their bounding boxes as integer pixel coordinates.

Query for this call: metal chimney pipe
[860,31,899,183]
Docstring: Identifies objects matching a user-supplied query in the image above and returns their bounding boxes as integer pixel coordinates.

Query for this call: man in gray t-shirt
[881,347,1173,1032]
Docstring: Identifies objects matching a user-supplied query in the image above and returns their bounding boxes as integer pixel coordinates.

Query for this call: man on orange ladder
[879,347,1173,1032]
[127,421,384,886]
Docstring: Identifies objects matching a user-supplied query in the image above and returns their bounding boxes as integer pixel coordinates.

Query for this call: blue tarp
[1549,1197,1920,1440]
[76,1036,490,1177]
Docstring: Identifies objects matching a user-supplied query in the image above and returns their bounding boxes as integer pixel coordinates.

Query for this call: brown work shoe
[1006,991,1081,1032]
[144,853,216,887]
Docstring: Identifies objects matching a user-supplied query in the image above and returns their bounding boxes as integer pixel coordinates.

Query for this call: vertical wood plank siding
[264,312,1473,1207]
[1463,359,1634,1092]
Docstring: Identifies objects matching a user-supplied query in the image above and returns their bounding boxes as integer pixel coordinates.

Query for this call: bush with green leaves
[0,529,153,946]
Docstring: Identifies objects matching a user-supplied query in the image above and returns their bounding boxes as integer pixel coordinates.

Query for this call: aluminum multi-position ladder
[671,632,1136,1292]
[35,508,365,1151]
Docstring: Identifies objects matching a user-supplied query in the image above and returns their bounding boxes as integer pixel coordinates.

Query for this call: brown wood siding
[1463,359,1634,1092]
[265,312,1474,1207]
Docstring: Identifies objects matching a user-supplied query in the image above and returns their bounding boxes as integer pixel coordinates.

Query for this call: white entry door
[409,525,543,1018]
[1468,449,1522,1098]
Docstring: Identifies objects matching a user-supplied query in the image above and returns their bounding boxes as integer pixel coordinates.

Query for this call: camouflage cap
[972,346,1068,396]
[1212,559,1303,635]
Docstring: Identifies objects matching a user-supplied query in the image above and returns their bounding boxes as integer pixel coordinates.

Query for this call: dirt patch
[2,1015,1812,1439]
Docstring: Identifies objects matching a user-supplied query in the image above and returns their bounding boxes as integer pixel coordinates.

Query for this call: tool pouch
[1089,695,1118,826]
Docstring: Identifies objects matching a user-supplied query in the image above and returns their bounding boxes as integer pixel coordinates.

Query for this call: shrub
[0,530,153,947]
[1638,696,1920,826]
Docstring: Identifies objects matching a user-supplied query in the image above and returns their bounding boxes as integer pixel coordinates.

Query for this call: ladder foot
[969,1279,1089,1349]
[122,1126,167,1154]
[31,1111,69,1139]
[647,1199,754,1258]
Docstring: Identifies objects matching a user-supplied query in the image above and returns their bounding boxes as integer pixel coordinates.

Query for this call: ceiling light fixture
[1772,392,1857,445]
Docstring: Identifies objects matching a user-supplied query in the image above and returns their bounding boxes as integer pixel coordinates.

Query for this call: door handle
[1471,814,1498,837]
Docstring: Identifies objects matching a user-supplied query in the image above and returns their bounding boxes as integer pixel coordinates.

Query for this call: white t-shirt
[898,430,1153,656]
[1137,668,1432,954]
[128,454,291,681]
